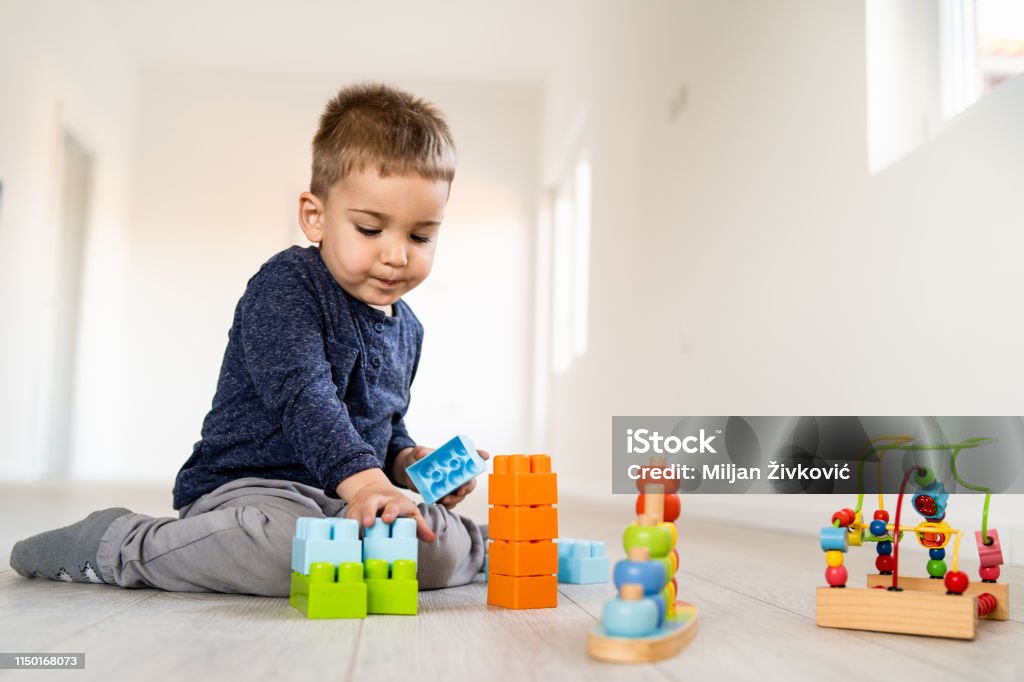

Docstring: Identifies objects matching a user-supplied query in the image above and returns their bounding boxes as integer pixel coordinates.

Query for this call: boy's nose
[380,237,408,267]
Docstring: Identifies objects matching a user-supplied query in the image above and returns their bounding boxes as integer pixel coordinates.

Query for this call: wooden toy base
[816,586,979,639]
[587,601,698,663]
[864,575,1009,620]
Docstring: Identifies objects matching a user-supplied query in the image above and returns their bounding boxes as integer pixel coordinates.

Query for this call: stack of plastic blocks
[289,516,419,619]
[406,434,486,505]
[487,454,559,609]
[289,518,365,619]
[363,518,419,615]
[557,539,609,584]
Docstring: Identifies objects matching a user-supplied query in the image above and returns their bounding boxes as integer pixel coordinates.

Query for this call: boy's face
[299,168,449,310]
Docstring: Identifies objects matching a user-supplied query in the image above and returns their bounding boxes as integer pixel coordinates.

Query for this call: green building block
[289,561,367,619]
[365,558,418,615]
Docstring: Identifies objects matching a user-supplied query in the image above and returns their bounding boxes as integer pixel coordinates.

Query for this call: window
[941,0,1024,118]
[866,0,1023,173]
[550,152,591,375]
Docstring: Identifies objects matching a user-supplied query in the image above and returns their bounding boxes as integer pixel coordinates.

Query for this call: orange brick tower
[486,454,558,609]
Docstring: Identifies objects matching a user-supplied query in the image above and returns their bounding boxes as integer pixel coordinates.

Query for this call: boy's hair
[311,83,456,199]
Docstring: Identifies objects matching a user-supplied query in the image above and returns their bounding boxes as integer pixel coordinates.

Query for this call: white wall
[538,0,1024,561]
[94,71,539,481]
[0,0,139,480]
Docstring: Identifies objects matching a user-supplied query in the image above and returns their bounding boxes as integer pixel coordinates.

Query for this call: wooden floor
[1,483,1021,681]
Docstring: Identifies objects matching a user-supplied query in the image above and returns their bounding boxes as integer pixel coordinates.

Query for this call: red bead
[979,565,1000,582]
[875,555,894,573]
[825,565,848,587]
[977,592,998,617]
[636,492,681,523]
[944,570,969,594]
[671,577,678,594]
[873,510,890,522]
[831,509,854,528]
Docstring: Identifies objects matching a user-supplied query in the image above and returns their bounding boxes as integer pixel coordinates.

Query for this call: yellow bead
[659,521,678,548]
[825,550,844,567]
[847,512,864,546]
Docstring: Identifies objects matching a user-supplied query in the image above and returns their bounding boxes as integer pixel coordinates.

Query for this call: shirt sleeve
[239,261,380,497]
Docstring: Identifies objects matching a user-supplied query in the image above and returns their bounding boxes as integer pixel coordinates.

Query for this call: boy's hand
[393,445,491,511]
[336,468,436,542]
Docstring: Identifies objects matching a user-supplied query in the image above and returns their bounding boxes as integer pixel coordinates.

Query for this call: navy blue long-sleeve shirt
[172,246,421,509]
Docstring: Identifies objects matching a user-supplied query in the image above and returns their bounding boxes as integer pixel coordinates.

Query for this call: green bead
[623,524,673,559]
[914,468,936,487]
[926,559,947,578]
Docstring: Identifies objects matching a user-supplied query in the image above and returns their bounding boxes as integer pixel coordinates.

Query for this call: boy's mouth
[373,277,401,288]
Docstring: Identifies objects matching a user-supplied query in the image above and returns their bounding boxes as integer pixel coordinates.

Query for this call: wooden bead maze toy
[815,436,1010,640]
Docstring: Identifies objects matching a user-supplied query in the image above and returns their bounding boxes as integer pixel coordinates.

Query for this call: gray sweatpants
[95,477,486,597]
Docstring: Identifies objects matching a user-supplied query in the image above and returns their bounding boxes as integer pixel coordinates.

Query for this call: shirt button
[371,357,381,368]
[374,322,384,332]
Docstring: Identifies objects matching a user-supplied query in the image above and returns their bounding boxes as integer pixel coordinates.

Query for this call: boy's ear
[298,191,326,243]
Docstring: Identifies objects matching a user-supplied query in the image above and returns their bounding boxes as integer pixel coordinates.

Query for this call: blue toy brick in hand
[406,434,486,505]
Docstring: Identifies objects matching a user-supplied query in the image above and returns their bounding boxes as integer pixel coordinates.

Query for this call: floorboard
[1,484,1020,681]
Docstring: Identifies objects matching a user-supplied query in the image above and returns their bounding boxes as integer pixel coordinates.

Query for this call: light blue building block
[362,517,418,566]
[405,434,485,504]
[558,539,610,584]
[291,517,361,575]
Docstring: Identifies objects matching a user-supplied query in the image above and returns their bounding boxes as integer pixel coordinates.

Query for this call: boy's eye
[355,225,381,236]
[410,234,433,244]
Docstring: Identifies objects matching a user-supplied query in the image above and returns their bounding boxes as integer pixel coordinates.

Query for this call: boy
[10,83,487,596]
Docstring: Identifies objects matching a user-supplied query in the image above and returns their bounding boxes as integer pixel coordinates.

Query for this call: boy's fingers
[477,449,491,461]
[412,508,436,543]
[382,500,402,522]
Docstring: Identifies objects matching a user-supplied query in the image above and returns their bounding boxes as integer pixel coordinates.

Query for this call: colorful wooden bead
[602,583,658,637]
[875,541,892,556]
[977,592,998,617]
[869,520,887,537]
[979,565,1001,582]
[875,555,894,574]
[914,468,935,487]
[662,580,676,605]
[912,481,948,520]
[825,565,848,587]
[873,510,889,522]
[660,521,678,548]
[623,515,673,559]
[825,550,844,568]
[613,547,666,595]
[831,509,855,528]
[944,570,968,594]
[929,547,946,560]
[926,559,947,578]
[820,527,848,552]
[975,529,1004,568]
[650,593,667,627]
[847,512,864,546]
[636,492,681,523]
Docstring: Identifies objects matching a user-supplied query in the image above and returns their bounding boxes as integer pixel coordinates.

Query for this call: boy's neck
[369,303,393,316]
